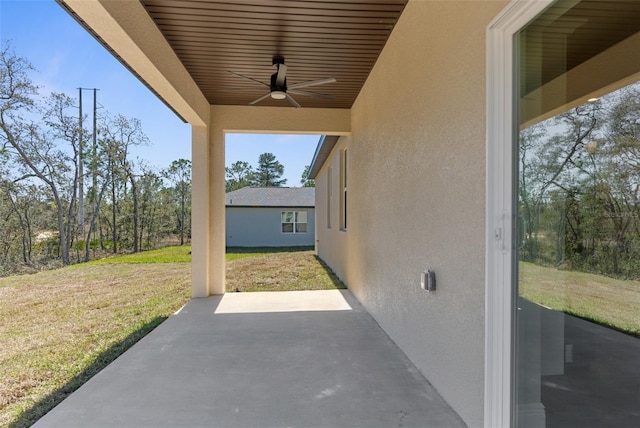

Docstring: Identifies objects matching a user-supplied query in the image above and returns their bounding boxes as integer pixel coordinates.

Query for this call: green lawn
[520,261,640,336]
[88,245,315,264]
[226,249,344,292]
[0,245,340,427]
[0,262,191,427]
[225,246,315,261]
[87,245,193,264]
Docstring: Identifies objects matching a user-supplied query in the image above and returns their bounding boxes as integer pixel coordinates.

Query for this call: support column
[191,125,210,297]
[209,125,226,295]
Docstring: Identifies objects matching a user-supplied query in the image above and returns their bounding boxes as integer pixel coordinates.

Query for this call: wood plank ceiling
[139,0,407,108]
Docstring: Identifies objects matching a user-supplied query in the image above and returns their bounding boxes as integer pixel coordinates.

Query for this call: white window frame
[281,210,308,234]
[485,1,554,427]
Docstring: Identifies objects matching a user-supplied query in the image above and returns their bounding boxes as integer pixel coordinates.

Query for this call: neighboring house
[225,187,315,247]
[61,1,640,427]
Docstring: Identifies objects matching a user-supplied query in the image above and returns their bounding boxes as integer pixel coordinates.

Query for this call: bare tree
[0,46,80,265]
[0,180,39,264]
[101,113,149,253]
[518,102,602,262]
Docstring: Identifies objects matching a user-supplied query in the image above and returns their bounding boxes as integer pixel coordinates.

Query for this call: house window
[282,211,307,233]
[340,149,347,230]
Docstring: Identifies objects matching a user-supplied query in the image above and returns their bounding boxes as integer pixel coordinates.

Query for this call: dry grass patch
[0,262,190,427]
[520,262,640,336]
[226,250,345,292]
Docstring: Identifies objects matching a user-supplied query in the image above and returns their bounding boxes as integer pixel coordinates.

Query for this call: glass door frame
[485,1,554,427]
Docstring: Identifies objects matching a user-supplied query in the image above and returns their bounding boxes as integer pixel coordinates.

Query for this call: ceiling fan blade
[276,63,287,87]
[285,93,301,108]
[249,92,273,105]
[288,77,336,90]
[228,71,269,88]
[288,89,335,100]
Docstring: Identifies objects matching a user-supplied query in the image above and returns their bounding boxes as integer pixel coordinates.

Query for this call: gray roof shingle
[225,187,315,207]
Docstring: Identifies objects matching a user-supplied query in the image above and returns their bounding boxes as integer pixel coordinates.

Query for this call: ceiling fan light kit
[229,57,336,108]
[270,91,287,100]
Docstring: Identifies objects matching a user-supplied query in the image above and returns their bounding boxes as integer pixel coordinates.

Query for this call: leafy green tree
[300,164,315,187]
[225,160,254,192]
[253,152,286,187]
[163,158,191,245]
[137,167,166,250]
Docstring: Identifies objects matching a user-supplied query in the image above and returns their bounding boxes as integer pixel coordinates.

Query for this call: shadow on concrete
[10,317,168,428]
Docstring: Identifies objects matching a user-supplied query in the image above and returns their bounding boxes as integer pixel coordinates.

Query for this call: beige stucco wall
[343,1,507,426]
[314,137,349,282]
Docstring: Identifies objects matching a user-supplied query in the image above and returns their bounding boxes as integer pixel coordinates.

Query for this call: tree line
[225,153,314,192]
[519,83,640,279]
[0,46,191,275]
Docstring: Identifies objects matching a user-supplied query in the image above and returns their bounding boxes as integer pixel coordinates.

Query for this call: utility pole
[78,88,84,227]
[85,88,101,262]
[92,88,98,204]
[78,88,100,225]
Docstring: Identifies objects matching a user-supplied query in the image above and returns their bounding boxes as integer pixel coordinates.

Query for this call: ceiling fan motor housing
[270,56,287,92]
[270,72,286,92]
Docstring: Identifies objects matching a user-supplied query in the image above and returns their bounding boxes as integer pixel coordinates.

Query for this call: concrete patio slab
[34,290,466,428]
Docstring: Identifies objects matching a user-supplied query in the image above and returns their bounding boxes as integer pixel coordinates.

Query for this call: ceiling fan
[229,56,336,108]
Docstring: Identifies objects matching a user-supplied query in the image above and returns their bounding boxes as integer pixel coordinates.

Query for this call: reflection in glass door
[514,2,640,427]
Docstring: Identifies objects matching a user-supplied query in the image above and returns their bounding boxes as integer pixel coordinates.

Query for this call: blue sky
[0,0,319,186]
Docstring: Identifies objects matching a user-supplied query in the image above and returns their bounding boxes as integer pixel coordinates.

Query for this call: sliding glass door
[514,2,640,427]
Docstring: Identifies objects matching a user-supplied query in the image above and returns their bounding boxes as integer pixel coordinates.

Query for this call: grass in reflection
[520,261,640,336]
